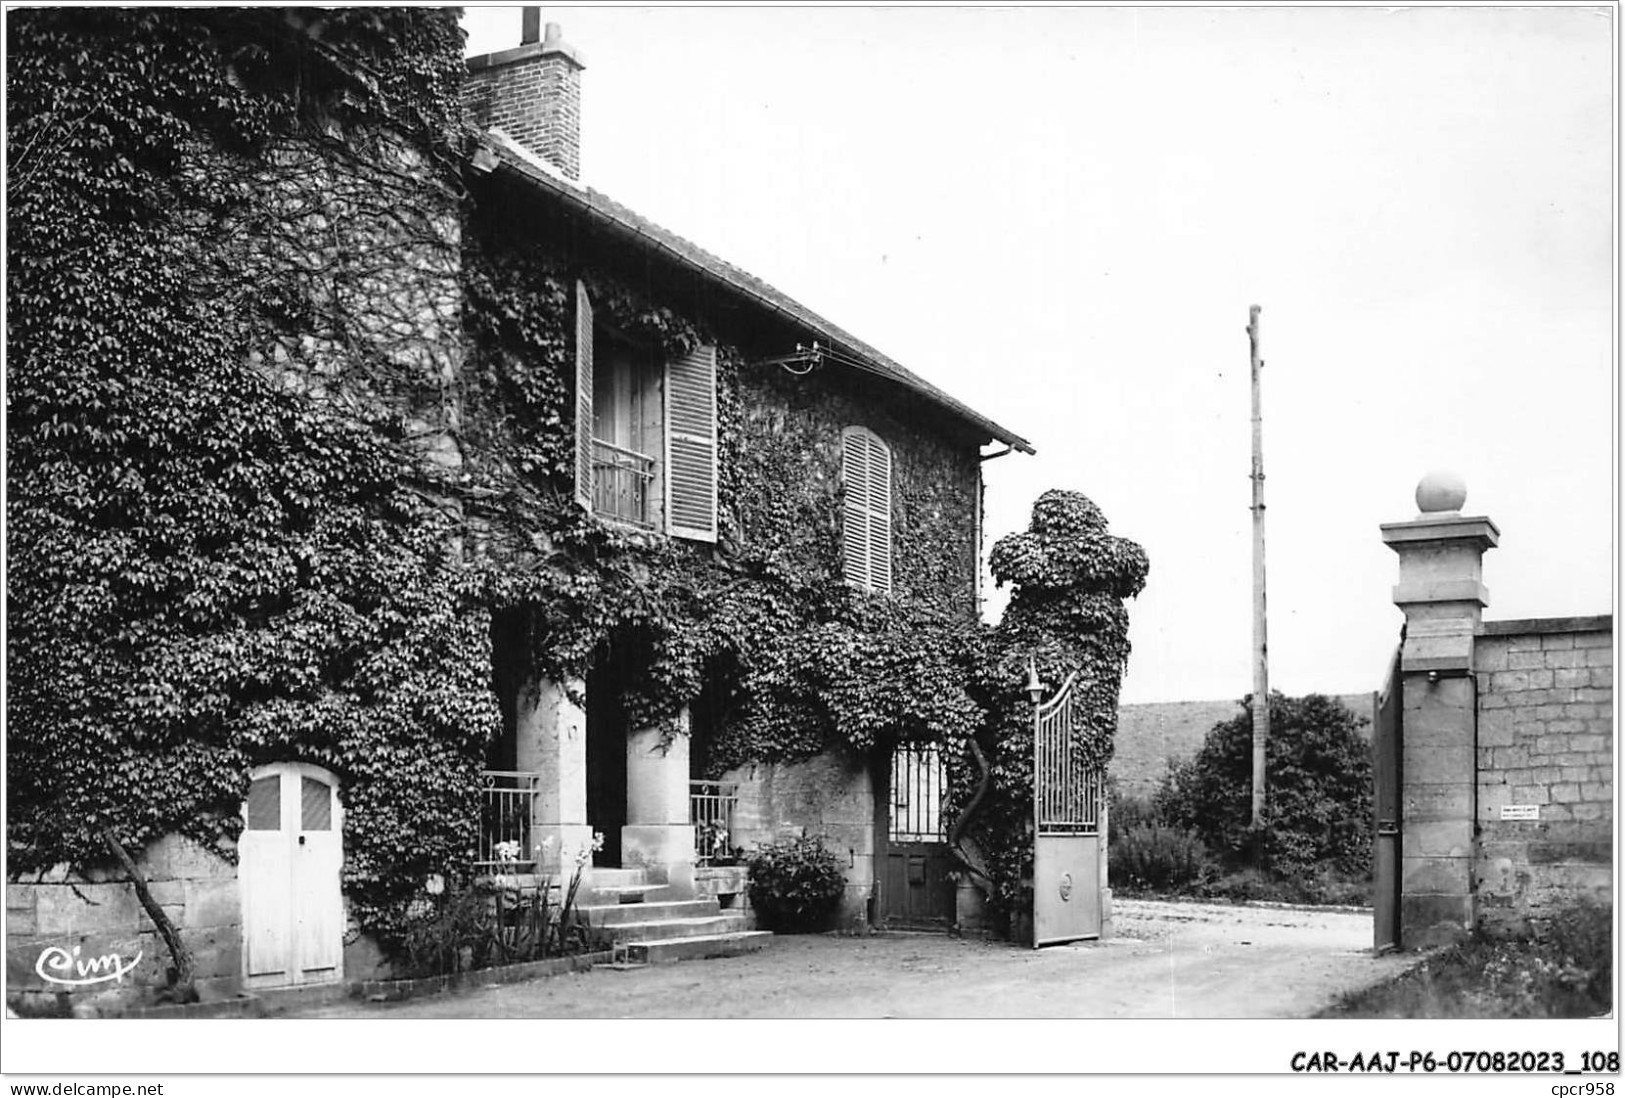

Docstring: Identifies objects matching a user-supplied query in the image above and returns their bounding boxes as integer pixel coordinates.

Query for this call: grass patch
[1110,861,1372,907]
[1200,867,1372,907]
[1320,901,1612,1018]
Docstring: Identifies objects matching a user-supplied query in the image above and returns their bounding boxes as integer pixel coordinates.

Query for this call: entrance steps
[576,867,768,965]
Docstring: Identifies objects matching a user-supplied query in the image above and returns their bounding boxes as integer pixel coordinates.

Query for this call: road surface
[291,898,1419,1019]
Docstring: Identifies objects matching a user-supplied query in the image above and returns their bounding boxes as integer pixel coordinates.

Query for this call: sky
[462,4,1615,705]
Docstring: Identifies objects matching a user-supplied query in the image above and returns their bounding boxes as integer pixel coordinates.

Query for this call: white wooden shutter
[664,344,718,542]
[869,431,893,591]
[573,281,594,510]
[841,426,892,592]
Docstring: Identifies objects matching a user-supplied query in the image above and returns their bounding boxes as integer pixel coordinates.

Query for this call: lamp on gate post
[1025,655,1044,707]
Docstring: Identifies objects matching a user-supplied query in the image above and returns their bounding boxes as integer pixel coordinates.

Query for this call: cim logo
[34,944,143,987]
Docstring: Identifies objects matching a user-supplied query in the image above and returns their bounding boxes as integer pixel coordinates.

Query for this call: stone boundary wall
[5,835,240,1017]
[1473,616,1613,935]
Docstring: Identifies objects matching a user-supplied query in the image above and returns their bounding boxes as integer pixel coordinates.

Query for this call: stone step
[594,915,751,945]
[581,867,653,888]
[577,882,669,905]
[575,899,722,925]
[622,931,772,965]
[577,867,670,904]
[251,981,349,1016]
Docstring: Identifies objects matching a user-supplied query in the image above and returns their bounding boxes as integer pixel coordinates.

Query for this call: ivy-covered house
[457,19,1034,928]
[6,8,1050,1009]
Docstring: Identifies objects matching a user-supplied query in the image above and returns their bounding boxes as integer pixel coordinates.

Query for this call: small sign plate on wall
[1501,805,1541,821]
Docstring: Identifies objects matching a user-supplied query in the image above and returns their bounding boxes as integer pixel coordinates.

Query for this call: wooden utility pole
[1247,305,1269,828]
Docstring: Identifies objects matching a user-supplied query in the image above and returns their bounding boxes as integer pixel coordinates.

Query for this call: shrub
[1108,784,1161,833]
[1111,824,1209,892]
[1529,898,1613,1010]
[745,835,848,932]
[1324,899,1614,1018]
[1157,692,1372,877]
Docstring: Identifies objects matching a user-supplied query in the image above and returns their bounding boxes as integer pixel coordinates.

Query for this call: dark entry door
[878,744,956,928]
[1373,643,1404,952]
[586,661,627,866]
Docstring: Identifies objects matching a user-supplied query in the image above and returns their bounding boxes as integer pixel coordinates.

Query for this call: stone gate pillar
[1380,471,1498,947]
[516,677,595,873]
[624,707,696,897]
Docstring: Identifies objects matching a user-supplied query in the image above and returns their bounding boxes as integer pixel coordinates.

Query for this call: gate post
[1380,472,1498,947]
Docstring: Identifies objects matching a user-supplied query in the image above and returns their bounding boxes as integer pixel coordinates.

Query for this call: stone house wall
[10,13,990,1005]
[6,836,239,1017]
[1472,617,1613,935]
[480,199,985,915]
[733,362,981,615]
[6,118,464,1010]
[721,751,877,928]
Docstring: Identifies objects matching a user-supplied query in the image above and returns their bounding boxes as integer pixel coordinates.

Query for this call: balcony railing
[592,437,656,529]
[477,770,541,874]
[690,780,739,866]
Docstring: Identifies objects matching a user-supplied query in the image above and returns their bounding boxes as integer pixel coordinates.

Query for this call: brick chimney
[465,11,586,180]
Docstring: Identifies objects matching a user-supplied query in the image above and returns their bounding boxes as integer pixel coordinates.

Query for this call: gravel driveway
[293,899,1422,1019]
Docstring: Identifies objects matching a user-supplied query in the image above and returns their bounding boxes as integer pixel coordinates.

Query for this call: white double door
[240,762,345,988]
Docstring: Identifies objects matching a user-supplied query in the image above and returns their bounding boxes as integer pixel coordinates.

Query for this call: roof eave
[476,138,1035,456]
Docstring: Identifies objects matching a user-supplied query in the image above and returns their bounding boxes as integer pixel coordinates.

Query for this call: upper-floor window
[841,425,893,593]
[574,281,718,542]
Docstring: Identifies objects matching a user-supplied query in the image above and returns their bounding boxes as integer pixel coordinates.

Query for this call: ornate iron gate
[1032,670,1103,947]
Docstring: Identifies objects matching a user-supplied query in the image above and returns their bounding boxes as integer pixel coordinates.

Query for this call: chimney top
[463,14,586,180]
[466,18,585,73]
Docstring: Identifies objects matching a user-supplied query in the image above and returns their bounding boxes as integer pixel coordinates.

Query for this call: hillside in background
[1113,694,1374,800]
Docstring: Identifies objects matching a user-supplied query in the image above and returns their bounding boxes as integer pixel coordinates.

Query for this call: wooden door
[240,763,344,988]
[877,744,956,928]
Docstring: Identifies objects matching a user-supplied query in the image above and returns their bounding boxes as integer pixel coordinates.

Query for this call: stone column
[516,677,594,874]
[1380,471,1498,947]
[623,707,696,897]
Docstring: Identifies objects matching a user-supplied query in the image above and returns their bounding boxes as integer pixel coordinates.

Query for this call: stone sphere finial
[1416,470,1468,514]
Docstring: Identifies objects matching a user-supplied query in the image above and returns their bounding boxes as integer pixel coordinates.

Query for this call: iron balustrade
[478,770,542,873]
[592,438,656,528]
[689,780,738,865]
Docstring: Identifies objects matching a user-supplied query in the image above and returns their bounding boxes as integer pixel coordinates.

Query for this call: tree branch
[102,829,197,1003]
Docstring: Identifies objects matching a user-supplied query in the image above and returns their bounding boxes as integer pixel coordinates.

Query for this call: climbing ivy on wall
[5,7,492,943]
[7,7,1146,954]
[948,490,1150,928]
[460,218,987,763]
[7,5,994,954]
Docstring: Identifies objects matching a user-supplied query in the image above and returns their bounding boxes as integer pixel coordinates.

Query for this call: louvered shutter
[841,427,893,592]
[664,344,718,542]
[574,281,594,510]
[841,431,870,586]
[868,432,893,591]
